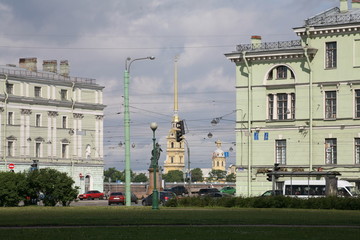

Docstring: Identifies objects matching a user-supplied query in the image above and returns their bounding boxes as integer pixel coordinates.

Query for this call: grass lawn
[0,207,359,239]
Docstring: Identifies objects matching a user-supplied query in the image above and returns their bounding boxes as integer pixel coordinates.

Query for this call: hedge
[166,196,360,210]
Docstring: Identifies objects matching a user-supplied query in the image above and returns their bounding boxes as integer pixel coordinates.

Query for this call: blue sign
[264,132,269,140]
[224,152,229,158]
[254,132,259,140]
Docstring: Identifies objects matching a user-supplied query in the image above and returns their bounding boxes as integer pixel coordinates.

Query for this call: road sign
[8,163,15,170]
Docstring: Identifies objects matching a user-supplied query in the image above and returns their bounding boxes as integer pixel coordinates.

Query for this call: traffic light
[274,163,280,171]
[266,172,272,181]
[175,120,185,142]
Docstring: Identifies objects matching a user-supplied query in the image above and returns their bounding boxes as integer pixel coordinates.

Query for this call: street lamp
[124,56,155,206]
[150,122,159,210]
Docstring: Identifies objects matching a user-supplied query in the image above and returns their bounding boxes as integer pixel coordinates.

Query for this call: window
[277,93,288,120]
[355,138,360,164]
[325,42,337,69]
[61,89,67,100]
[291,93,296,119]
[268,93,295,120]
[7,141,13,157]
[6,83,13,94]
[36,142,41,158]
[62,144,68,158]
[325,138,337,164]
[276,140,286,164]
[8,112,13,125]
[34,86,41,97]
[35,114,41,127]
[276,66,287,79]
[356,90,360,118]
[268,94,274,120]
[267,69,273,80]
[62,116,67,128]
[325,91,336,119]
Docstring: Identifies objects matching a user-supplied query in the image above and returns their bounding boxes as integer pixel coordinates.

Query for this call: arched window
[267,65,295,81]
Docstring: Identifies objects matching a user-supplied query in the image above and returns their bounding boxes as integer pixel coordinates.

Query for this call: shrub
[169,195,360,210]
[0,172,27,207]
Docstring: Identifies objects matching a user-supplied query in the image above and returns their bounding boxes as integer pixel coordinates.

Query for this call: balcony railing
[236,40,302,52]
[0,67,96,85]
[305,8,360,26]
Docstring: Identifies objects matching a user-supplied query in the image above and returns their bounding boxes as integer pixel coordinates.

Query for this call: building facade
[0,58,105,193]
[226,0,360,196]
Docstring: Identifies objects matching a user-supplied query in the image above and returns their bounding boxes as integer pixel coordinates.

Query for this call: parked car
[198,188,220,196]
[78,190,104,200]
[108,192,138,205]
[142,191,176,206]
[201,192,232,198]
[169,185,188,196]
[261,190,283,197]
[220,186,236,195]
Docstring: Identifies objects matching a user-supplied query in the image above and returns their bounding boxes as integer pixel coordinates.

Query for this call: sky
[0,0,341,172]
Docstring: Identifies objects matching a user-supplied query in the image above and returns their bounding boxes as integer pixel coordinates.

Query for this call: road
[71,199,142,207]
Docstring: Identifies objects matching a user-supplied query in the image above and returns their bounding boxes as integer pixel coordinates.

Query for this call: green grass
[0,207,359,239]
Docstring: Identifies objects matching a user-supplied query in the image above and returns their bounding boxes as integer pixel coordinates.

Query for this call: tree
[0,172,27,207]
[208,170,227,182]
[26,168,78,206]
[133,173,148,183]
[103,167,123,182]
[226,173,236,182]
[162,170,184,182]
[190,168,203,182]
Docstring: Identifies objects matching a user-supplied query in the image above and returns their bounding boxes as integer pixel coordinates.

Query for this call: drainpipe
[3,74,8,169]
[242,52,252,197]
[304,27,313,172]
[71,82,75,180]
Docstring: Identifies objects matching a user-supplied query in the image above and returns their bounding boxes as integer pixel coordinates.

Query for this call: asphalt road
[71,199,142,207]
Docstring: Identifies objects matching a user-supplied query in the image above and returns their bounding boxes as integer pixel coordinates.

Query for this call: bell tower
[163,56,185,174]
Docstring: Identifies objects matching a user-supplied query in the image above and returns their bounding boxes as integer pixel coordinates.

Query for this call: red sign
[8,163,15,170]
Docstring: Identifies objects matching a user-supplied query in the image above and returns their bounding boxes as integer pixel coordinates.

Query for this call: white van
[283,180,357,198]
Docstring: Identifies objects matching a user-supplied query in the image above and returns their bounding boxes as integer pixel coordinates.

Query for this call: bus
[283,180,358,198]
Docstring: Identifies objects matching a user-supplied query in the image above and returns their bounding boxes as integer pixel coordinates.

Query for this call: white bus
[283,180,358,198]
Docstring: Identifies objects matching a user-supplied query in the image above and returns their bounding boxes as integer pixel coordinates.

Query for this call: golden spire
[173,56,179,123]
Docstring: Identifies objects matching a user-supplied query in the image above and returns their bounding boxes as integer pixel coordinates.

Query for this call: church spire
[173,56,179,123]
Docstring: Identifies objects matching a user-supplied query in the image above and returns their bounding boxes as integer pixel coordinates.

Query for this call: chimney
[340,0,348,12]
[19,58,37,72]
[42,60,57,73]
[251,35,262,49]
[353,0,360,9]
[60,60,69,77]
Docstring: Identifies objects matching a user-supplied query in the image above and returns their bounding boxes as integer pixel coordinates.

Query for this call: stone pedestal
[147,167,163,195]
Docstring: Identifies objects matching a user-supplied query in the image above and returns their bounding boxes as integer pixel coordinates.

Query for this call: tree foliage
[26,168,78,206]
[208,170,227,182]
[0,172,27,207]
[163,170,184,182]
[226,173,236,182]
[0,168,78,207]
[133,173,148,183]
[190,168,203,182]
[104,168,148,182]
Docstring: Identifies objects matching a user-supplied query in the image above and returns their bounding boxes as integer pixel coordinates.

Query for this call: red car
[108,192,138,205]
[78,190,104,200]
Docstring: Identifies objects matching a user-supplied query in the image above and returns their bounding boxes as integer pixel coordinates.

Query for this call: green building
[225,0,360,196]
[0,58,105,193]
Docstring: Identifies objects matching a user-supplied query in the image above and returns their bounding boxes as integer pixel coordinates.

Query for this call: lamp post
[150,122,159,210]
[124,56,155,206]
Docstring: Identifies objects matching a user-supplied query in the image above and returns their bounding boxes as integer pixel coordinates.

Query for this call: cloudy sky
[0,0,341,171]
